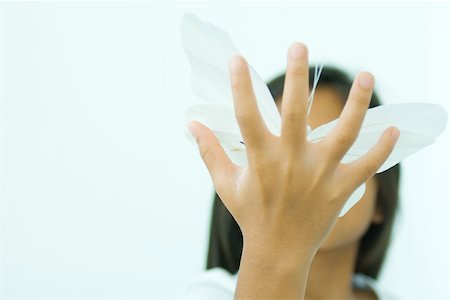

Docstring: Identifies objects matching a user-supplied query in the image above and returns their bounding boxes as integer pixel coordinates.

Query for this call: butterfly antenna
[307,62,324,116]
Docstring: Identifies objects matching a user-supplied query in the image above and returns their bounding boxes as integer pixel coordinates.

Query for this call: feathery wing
[309,103,448,215]
[181,13,281,136]
[339,184,366,217]
[184,103,248,167]
[181,13,448,217]
[309,103,447,172]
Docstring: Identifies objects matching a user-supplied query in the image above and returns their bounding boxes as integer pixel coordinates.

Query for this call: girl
[182,43,400,299]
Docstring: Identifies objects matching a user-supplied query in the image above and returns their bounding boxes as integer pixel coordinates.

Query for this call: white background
[1,1,449,299]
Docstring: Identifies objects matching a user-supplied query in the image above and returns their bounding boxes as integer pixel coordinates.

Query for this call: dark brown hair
[206,66,401,279]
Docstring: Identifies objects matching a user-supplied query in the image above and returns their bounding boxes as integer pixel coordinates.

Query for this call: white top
[179,267,396,299]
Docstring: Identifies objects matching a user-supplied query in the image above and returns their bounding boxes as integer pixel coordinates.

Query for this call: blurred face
[276,86,383,251]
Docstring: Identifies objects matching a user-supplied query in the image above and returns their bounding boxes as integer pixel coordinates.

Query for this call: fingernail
[230,56,244,74]
[188,123,198,139]
[358,72,374,90]
[289,43,306,60]
[391,127,400,140]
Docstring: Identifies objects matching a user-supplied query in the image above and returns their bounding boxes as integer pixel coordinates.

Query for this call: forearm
[235,242,315,300]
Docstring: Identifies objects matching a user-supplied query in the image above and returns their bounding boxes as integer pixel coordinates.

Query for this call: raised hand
[188,43,399,299]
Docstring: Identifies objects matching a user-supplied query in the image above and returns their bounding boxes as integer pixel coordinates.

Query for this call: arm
[188,43,399,299]
[236,241,314,299]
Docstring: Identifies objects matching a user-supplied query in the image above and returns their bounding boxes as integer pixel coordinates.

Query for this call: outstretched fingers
[340,127,400,191]
[323,72,375,163]
[280,43,310,150]
[188,121,237,198]
[229,56,270,155]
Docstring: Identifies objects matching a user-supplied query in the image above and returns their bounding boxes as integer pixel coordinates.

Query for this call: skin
[277,87,383,252]
[188,43,399,299]
[276,87,383,299]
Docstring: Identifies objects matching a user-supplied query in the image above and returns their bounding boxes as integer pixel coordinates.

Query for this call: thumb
[188,121,236,186]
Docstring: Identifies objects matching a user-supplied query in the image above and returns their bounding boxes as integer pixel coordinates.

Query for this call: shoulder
[178,269,399,299]
[353,273,398,300]
[178,267,237,299]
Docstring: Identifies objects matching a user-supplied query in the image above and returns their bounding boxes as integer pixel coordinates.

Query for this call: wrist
[242,230,318,265]
[241,239,315,275]
[235,241,315,299]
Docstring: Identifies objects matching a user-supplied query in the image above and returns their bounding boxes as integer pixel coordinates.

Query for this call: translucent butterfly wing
[309,103,448,216]
[309,103,447,170]
[184,103,248,167]
[181,13,448,218]
[343,103,447,172]
[339,184,366,217]
[181,14,237,104]
[180,13,281,136]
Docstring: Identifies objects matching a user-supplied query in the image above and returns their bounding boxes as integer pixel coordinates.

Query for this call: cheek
[320,179,378,250]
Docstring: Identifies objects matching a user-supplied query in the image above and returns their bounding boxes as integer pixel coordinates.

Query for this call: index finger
[229,55,270,155]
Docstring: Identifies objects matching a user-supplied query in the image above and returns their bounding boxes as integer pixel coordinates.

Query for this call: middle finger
[280,43,310,151]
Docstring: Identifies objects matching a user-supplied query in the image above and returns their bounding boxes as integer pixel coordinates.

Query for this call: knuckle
[336,131,356,148]
[284,110,304,122]
[236,113,254,128]
[198,142,218,162]
[235,110,251,121]
[362,161,377,178]
[329,185,345,203]
[288,65,308,76]
[252,161,269,180]
[198,144,210,162]
[354,94,370,107]
[347,92,370,111]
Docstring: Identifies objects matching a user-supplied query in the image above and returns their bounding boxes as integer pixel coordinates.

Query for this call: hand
[188,43,399,298]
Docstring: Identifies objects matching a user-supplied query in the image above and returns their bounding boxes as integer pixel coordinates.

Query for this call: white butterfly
[180,13,448,217]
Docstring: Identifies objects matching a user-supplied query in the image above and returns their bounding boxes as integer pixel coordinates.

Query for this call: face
[276,86,384,251]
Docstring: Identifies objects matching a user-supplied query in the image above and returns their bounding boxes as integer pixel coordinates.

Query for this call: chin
[318,210,375,252]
